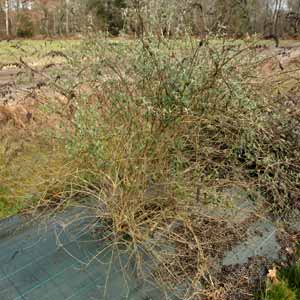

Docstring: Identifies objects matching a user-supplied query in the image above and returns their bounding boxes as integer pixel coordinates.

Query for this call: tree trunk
[5,0,9,37]
[273,0,282,37]
[66,0,70,35]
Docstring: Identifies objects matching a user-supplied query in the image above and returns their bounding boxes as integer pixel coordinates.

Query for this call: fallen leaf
[267,267,278,283]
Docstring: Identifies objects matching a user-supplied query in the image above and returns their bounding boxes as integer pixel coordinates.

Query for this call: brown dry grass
[0,104,33,128]
[0,92,79,218]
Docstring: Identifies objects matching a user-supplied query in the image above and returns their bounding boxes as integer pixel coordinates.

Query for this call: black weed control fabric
[0,208,162,300]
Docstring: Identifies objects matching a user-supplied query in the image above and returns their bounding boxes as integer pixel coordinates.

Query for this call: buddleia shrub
[49,34,300,297]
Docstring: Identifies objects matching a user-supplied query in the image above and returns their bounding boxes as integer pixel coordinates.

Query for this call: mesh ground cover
[0,208,163,300]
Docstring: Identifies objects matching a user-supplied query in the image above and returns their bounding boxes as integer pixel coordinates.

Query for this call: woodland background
[0,0,300,39]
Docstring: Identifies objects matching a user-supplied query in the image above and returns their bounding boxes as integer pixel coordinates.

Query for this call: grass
[0,39,80,64]
[1,37,298,64]
[0,39,82,217]
[264,281,297,300]
[0,125,78,218]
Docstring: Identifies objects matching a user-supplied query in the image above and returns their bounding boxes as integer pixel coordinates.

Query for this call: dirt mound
[260,47,300,75]
[279,48,300,67]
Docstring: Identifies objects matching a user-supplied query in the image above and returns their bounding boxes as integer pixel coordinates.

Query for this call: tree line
[0,0,300,39]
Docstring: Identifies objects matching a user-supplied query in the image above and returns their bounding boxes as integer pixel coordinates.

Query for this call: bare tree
[273,0,283,36]
[65,0,69,34]
[5,0,9,36]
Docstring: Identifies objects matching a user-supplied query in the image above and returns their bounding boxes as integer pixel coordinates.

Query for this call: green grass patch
[0,138,76,218]
[0,39,81,64]
[262,264,300,300]
[264,280,297,300]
